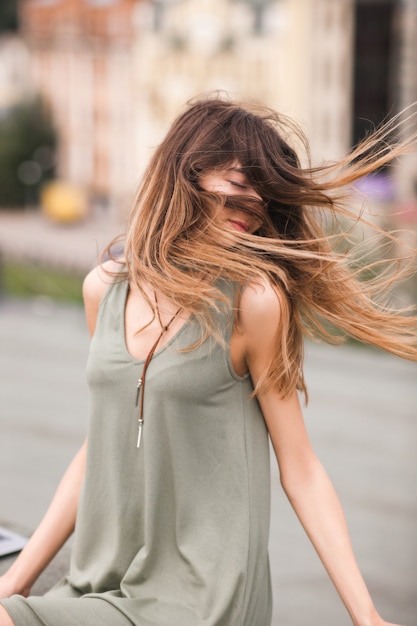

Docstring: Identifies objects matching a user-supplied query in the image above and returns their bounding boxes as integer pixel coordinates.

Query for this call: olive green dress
[1,277,272,625]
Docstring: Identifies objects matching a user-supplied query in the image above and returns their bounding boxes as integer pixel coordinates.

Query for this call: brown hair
[106,95,417,399]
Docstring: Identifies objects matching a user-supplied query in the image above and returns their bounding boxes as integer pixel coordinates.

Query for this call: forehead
[213,161,247,175]
[226,164,245,174]
[198,159,262,186]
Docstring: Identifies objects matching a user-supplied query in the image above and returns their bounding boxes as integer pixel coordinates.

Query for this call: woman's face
[199,163,263,234]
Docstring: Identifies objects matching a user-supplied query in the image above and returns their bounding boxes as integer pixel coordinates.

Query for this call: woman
[0,96,416,626]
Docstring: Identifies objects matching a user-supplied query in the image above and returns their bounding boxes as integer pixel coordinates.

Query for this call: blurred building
[393,0,417,205]
[353,0,417,209]
[19,0,140,214]
[0,34,31,112]
[17,0,417,217]
[134,0,354,166]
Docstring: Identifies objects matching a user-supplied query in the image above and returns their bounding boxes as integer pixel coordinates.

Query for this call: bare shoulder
[82,259,122,299]
[237,277,288,382]
[83,259,124,335]
[239,276,283,338]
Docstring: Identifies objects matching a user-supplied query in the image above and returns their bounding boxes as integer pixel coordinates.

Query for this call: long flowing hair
[106,96,417,399]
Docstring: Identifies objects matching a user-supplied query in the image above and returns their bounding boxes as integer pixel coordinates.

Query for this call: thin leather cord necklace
[135,292,181,448]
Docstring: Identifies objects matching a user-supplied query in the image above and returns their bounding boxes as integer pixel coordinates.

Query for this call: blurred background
[0,0,416,299]
[0,1,417,624]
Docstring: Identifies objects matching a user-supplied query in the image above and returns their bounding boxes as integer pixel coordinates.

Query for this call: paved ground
[0,295,416,625]
[0,209,123,274]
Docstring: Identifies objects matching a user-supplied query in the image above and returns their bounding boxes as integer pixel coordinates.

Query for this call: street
[0,296,416,625]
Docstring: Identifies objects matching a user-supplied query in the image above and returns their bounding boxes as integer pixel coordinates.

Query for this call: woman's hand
[355,612,406,626]
[0,572,30,599]
[356,617,405,626]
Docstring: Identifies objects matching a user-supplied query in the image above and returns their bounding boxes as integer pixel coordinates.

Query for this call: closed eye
[228,180,249,190]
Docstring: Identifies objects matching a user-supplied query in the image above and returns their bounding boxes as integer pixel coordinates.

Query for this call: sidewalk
[0,209,123,274]
[0,297,416,625]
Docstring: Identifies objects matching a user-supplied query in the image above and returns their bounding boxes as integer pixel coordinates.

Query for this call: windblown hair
[106,95,417,399]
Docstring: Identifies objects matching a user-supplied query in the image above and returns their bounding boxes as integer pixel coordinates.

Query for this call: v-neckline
[121,281,192,364]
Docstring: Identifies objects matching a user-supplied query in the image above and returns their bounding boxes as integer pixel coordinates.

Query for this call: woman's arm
[0,441,86,598]
[238,281,403,626]
[0,262,112,599]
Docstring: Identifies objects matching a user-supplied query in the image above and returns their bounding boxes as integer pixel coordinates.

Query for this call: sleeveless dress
[1,277,272,626]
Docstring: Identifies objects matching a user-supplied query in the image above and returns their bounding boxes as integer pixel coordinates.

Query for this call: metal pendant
[137,418,144,448]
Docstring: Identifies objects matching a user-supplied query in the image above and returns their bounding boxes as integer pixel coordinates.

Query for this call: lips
[229,220,249,233]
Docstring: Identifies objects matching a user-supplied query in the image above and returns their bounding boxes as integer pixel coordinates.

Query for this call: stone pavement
[0,297,416,625]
